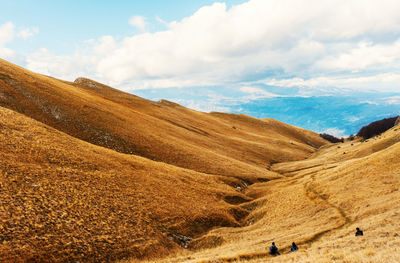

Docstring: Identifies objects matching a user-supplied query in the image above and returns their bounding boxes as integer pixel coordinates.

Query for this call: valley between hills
[0,58,399,262]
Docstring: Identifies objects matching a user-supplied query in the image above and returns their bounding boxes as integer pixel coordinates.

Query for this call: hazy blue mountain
[228,95,399,136]
[133,87,400,136]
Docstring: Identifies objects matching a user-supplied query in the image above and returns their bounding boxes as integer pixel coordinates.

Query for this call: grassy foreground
[134,125,400,262]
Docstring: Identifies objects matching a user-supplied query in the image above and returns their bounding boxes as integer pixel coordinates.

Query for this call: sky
[1,0,400,136]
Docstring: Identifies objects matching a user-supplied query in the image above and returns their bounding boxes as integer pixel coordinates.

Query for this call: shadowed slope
[0,59,326,183]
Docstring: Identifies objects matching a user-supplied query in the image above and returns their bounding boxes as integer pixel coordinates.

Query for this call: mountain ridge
[0,58,327,183]
[1,59,400,262]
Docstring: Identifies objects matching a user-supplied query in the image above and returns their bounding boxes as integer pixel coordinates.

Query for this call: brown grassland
[0,59,399,262]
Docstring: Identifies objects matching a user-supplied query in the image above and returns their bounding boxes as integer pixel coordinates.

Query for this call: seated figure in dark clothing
[269,242,280,255]
[290,242,298,252]
[355,227,364,236]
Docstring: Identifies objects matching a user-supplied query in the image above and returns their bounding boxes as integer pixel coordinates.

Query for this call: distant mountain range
[229,94,400,136]
[135,87,400,136]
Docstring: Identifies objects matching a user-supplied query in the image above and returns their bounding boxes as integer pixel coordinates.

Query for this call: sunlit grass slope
[3,59,398,263]
[0,59,329,262]
[142,125,400,262]
[0,59,326,183]
[0,106,258,262]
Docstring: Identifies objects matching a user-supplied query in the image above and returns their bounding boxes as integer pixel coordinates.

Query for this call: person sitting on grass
[290,242,298,252]
[355,227,364,236]
[269,242,280,256]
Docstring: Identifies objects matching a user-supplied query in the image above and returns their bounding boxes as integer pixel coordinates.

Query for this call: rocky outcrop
[74,77,110,89]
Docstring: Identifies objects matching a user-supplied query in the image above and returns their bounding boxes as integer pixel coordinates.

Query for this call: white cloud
[93,35,117,55]
[170,98,231,113]
[17,27,39,39]
[129,15,147,31]
[26,48,98,81]
[0,22,14,44]
[0,23,40,62]
[91,0,400,90]
[0,46,14,59]
[360,101,379,105]
[384,96,400,105]
[264,73,400,92]
[240,86,279,98]
[155,16,168,26]
[346,116,362,122]
[18,0,400,93]
[316,40,400,71]
[0,22,15,58]
[320,128,346,137]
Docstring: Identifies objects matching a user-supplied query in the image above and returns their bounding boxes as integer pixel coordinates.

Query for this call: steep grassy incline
[0,106,258,262]
[0,59,326,183]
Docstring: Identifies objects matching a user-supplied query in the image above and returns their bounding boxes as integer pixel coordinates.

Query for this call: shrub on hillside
[319,133,344,143]
[357,116,398,139]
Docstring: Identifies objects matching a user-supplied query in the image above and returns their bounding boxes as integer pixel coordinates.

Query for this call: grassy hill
[1,59,399,262]
[0,58,326,184]
[0,106,251,261]
[139,121,400,263]
[0,59,327,262]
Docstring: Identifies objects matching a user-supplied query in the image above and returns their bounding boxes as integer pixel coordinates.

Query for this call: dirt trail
[302,172,352,244]
[274,160,353,245]
[204,145,356,262]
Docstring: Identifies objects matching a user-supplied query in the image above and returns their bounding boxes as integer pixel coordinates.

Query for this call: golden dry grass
[1,59,399,262]
[0,58,326,184]
[137,126,400,263]
[0,106,252,262]
[0,59,327,262]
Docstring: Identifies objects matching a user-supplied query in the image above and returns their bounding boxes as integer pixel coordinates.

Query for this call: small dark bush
[320,133,344,143]
[356,116,398,139]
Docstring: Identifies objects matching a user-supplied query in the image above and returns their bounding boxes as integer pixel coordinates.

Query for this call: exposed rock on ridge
[74,77,111,89]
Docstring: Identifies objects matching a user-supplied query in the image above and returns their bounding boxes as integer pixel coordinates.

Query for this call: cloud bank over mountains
[2,0,399,94]
[93,0,400,92]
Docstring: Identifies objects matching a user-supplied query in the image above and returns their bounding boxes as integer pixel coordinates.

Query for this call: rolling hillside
[0,105,252,261]
[142,120,400,263]
[0,59,327,262]
[1,59,399,262]
[0,58,326,184]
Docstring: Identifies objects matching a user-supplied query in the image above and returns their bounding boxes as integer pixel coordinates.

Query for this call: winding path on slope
[302,171,352,245]
[208,147,356,262]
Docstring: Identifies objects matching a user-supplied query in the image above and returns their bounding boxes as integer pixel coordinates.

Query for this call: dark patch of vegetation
[356,116,398,139]
[319,133,344,143]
